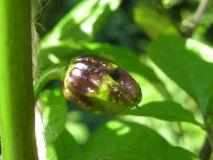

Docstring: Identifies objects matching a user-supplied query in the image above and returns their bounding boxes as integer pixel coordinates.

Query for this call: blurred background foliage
[34,0,213,159]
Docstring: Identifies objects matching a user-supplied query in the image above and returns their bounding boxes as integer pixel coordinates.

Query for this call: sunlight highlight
[48,53,61,64]
[107,121,131,136]
[35,107,46,160]
[186,39,213,63]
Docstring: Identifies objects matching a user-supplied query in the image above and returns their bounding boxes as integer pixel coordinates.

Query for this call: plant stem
[207,127,213,151]
[184,0,209,36]
[34,63,68,101]
[199,137,212,160]
[156,0,209,37]
[0,0,38,159]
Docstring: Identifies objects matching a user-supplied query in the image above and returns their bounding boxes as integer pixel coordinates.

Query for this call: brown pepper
[62,55,142,115]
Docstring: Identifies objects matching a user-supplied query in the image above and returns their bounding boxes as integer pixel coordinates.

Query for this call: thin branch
[156,0,209,37]
[199,137,212,160]
[184,0,209,35]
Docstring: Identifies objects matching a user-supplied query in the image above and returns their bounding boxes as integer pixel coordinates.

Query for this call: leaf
[148,36,213,108]
[38,40,82,71]
[123,101,201,125]
[46,129,81,160]
[133,4,178,39]
[41,0,122,47]
[46,145,58,160]
[38,41,172,100]
[40,88,68,144]
[82,120,199,160]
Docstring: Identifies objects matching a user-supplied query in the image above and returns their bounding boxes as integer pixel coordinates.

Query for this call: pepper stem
[34,63,68,101]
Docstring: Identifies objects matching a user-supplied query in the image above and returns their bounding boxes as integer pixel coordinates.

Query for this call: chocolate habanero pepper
[62,55,142,115]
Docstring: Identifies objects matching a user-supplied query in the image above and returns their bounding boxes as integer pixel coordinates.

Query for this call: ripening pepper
[62,55,142,115]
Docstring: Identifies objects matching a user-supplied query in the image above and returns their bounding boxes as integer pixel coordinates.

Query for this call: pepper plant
[0,0,38,160]
[1,0,213,160]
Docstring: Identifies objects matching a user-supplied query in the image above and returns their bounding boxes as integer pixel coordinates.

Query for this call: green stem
[0,0,38,159]
[207,129,213,152]
[203,115,213,155]
[184,0,209,36]
[199,137,211,160]
[34,63,68,101]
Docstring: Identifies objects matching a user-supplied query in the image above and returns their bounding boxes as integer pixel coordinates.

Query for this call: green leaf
[41,0,122,46]
[46,129,81,160]
[40,88,68,144]
[38,40,82,71]
[38,41,171,100]
[123,101,201,125]
[82,120,199,160]
[148,36,213,108]
[134,4,178,39]
[46,145,58,160]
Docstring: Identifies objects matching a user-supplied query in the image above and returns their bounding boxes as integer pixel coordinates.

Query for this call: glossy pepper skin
[62,55,142,115]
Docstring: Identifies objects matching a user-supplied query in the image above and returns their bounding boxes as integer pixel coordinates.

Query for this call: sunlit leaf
[162,0,182,8]
[123,101,201,126]
[66,118,90,145]
[46,129,81,160]
[38,40,82,71]
[46,145,58,160]
[38,41,171,100]
[148,36,213,109]
[41,0,122,47]
[82,120,199,160]
[134,4,178,39]
[40,88,68,144]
